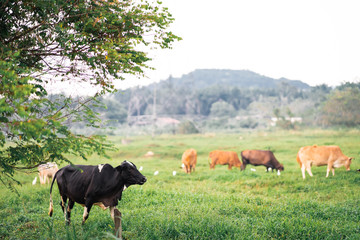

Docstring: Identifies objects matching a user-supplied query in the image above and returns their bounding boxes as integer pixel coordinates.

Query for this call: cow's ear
[349,157,354,161]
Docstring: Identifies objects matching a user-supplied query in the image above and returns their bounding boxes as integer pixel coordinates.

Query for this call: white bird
[154,171,159,176]
[250,168,256,172]
[139,166,143,171]
[277,170,281,176]
[173,171,177,176]
[32,177,37,185]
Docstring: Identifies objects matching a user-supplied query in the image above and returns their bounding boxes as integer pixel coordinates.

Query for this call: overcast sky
[118,0,360,89]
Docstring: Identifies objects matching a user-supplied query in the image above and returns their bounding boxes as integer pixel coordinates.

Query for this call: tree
[210,100,236,117]
[0,0,180,189]
[177,120,199,134]
[320,87,360,127]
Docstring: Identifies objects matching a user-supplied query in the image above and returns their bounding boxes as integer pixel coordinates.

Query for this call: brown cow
[181,149,197,174]
[38,162,58,184]
[296,145,353,179]
[208,150,242,170]
[241,150,284,172]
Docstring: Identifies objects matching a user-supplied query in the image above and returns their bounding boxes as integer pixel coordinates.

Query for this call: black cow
[48,160,146,238]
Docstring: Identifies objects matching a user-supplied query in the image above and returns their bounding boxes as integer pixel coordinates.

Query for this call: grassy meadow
[0,129,359,239]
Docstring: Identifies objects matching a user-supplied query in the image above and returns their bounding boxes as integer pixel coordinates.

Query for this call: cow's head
[118,161,147,186]
[345,157,353,171]
[278,164,284,171]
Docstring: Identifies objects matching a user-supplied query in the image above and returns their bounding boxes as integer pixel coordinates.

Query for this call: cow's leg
[301,165,306,179]
[82,201,93,225]
[326,163,334,177]
[39,173,44,184]
[240,161,246,171]
[66,200,75,225]
[228,164,232,170]
[60,196,67,213]
[305,166,313,178]
[59,196,69,224]
[110,207,122,239]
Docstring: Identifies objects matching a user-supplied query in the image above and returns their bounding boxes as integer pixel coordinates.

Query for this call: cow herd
[36,144,353,239]
[181,145,353,180]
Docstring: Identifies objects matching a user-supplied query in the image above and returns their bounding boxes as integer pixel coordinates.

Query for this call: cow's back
[217,151,231,164]
[210,150,240,166]
[55,165,99,204]
[298,145,344,166]
[242,150,272,165]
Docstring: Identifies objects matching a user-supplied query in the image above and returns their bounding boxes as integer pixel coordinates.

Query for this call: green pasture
[0,129,359,239]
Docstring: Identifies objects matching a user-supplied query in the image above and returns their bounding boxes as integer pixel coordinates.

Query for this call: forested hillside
[76,70,360,135]
[154,69,310,90]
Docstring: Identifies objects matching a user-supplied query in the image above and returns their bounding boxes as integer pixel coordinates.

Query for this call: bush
[177,120,199,134]
[210,101,236,117]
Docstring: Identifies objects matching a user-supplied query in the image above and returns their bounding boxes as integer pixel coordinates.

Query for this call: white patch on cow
[94,202,108,210]
[173,171,177,176]
[268,167,272,172]
[139,166,143,171]
[32,177,37,185]
[123,185,127,191]
[110,206,116,220]
[83,207,88,221]
[277,170,281,176]
[154,170,159,175]
[125,161,134,167]
[250,168,256,172]
[98,164,105,172]
[333,159,343,168]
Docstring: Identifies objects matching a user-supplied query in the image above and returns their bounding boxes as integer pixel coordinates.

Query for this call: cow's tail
[296,152,302,168]
[48,171,57,217]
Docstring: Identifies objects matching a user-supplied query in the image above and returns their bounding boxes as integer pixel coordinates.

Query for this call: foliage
[320,87,360,127]
[210,100,236,117]
[0,0,180,189]
[273,108,297,130]
[0,130,359,239]
[177,120,199,134]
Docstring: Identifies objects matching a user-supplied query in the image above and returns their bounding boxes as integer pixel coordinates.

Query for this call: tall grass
[0,129,359,239]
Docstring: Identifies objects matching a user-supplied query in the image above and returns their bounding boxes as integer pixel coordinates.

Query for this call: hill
[154,69,310,90]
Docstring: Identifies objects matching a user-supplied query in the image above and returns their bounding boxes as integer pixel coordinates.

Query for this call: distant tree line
[91,81,360,131]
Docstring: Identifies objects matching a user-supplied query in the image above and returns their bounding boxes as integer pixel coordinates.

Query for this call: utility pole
[152,83,157,138]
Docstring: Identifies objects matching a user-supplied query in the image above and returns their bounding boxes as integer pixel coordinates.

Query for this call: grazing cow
[241,150,284,172]
[181,149,197,174]
[296,145,353,179]
[208,150,242,170]
[48,161,146,239]
[38,162,58,184]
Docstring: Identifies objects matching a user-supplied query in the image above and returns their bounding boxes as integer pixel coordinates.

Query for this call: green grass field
[1,129,359,239]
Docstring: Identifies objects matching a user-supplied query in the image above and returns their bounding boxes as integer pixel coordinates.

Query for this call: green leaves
[0,0,179,190]
[321,87,360,127]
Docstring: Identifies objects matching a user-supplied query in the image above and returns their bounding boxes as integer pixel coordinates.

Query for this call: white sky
[119,0,360,89]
